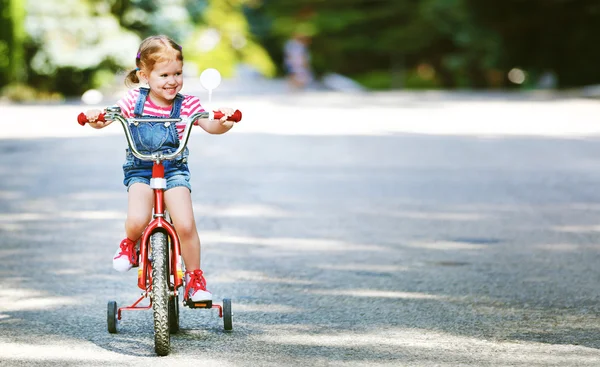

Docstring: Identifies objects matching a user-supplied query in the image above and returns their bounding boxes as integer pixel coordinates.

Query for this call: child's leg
[126,182,153,239]
[165,186,211,301]
[113,182,153,272]
[164,186,201,270]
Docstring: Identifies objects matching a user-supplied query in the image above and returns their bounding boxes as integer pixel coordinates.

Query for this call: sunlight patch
[256,328,600,365]
[0,211,125,222]
[0,191,24,199]
[53,269,86,275]
[535,243,581,252]
[552,225,600,233]
[193,204,291,218]
[405,240,487,250]
[202,232,385,252]
[310,289,446,300]
[233,303,302,313]
[212,270,315,285]
[66,192,123,200]
[0,222,23,232]
[375,210,486,221]
[59,211,126,220]
[314,264,409,273]
[0,288,78,312]
[0,341,135,362]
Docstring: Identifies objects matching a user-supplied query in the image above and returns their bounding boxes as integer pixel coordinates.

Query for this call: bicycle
[77,105,242,356]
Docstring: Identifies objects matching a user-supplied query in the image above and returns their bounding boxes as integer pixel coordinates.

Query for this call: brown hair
[125,35,184,88]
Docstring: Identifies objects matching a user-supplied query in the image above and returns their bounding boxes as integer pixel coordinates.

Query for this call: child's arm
[85,90,136,128]
[195,107,236,135]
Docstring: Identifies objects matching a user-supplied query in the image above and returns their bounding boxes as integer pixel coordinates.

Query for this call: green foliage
[419,0,501,87]
[0,0,26,85]
[20,0,142,95]
[353,71,392,90]
[464,0,600,88]
[0,0,275,96]
[1,83,37,102]
[184,0,275,78]
[92,68,117,89]
[0,41,9,70]
[2,0,600,95]
[9,0,26,82]
[253,0,600,89]
[26,0,141,70]
[404,67,442,90]
[1,83,63,102]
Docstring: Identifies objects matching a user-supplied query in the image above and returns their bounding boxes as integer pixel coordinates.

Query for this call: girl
[84,35,236,302]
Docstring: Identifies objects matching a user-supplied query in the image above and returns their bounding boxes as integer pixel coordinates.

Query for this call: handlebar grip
[213,110,242,123]
[77,112,106,126]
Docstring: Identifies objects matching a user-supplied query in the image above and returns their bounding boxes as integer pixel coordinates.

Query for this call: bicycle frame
[118,159,191,318]
[104,107,223,318]
[137,163,183,290]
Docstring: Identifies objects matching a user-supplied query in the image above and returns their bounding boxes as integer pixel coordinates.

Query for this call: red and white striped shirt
[116,89,205,139]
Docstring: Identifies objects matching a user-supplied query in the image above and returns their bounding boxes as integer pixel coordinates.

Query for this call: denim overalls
[122,87,191,191]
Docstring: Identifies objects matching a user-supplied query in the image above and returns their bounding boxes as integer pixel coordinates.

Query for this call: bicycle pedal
[184,299,213,309]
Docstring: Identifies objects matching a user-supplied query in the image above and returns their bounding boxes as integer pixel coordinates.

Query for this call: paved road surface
[2,87,600,366]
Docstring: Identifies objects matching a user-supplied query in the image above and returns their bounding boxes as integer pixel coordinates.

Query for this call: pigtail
[124,68,140,88]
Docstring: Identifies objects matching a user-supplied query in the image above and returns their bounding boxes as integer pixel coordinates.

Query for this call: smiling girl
[84,35,236,302]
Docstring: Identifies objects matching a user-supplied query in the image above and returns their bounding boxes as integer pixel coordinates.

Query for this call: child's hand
[217,107,236,128]
[86,109,106,128]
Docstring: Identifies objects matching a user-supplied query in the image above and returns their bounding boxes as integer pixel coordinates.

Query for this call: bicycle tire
[151,231,170,356]
[169,294,180,333]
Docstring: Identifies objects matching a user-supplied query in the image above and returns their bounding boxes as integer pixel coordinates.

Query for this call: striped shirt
[116,89,205,139]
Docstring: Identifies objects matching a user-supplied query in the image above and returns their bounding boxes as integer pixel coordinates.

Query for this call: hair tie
[135,67,140,71]
[136,52,141,59]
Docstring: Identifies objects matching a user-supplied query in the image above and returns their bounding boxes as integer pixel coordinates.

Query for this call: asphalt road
[2,87,600,366]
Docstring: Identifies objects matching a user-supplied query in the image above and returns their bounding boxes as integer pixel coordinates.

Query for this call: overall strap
[169,94,184,118]
[133,87,150,117]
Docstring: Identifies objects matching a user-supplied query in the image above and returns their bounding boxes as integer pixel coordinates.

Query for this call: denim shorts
[123,148,191,192]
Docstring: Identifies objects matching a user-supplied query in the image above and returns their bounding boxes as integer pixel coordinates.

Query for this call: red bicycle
[77,106,242,356]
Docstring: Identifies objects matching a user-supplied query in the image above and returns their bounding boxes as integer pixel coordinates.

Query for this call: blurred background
[1,0,600,102]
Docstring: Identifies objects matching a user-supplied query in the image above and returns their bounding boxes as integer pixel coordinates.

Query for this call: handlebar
[76,107,242,162]
[77,109,242,126]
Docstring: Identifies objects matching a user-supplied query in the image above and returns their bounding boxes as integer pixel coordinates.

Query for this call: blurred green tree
[183,0,275,78]
[0,0,26,85]
[24,0,141,96]
[253,0,600,89]
[420,0,503,88]
[466,0,600,88]
[4,0,600,96]
[256,0,447,89]
[6,0,275,97]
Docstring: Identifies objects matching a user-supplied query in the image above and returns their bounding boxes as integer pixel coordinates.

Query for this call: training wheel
[107,301,118,333]
[223,298,232,331]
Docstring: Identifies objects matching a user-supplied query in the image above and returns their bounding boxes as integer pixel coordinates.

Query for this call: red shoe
[112,238,138,272]
[185,269,212,302]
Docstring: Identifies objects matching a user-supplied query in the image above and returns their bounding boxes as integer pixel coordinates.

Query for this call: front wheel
[151,231,170,356]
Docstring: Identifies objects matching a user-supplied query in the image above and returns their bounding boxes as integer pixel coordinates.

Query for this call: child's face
[145,59,184,106]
